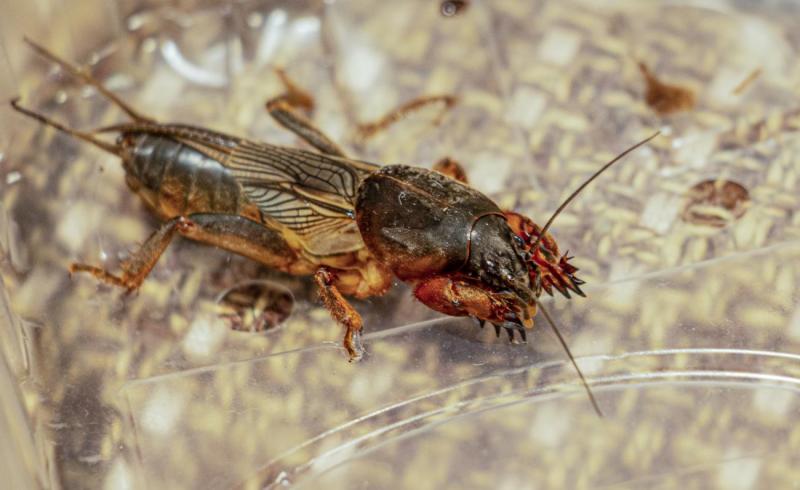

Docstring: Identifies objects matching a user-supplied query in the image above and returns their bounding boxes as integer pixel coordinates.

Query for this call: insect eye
[512,235,525,248]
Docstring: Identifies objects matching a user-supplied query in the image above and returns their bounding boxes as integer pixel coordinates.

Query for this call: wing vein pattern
[112,123,379,254]
[227,141,377,244]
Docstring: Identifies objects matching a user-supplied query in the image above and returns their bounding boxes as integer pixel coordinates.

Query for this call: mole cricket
[12,39,659,416]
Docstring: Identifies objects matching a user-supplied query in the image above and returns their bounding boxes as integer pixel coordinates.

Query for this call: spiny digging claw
[501,322,528,343]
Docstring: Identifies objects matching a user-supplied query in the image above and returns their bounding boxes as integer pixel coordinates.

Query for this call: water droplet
[247,12,263,28]
[441,0,469,17]
[142,37,158,54]
[5,171,21,185]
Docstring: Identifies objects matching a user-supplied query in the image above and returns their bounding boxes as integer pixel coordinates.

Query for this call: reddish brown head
[504,212,585,299]
[356,165,536,328]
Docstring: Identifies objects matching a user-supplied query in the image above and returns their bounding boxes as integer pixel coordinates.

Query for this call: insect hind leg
[24,37,153,123]
[70,216,182,292]
[72,213,315,293]
[432,157,469,184]
[265,68,347,157]
[357,95,458,139]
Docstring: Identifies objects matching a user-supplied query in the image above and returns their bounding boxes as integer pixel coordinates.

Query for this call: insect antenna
[536,299,603,417]
[23,37,153,123]
[10,98,122,156]
[530,131,661,253]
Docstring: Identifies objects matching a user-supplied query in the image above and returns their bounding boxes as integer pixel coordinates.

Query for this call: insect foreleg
[314,268,364,361]
[413,276,530,325]
[414,276,533,342]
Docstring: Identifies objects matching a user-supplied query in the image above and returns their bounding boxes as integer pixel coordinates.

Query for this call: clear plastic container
[2,0,800,488]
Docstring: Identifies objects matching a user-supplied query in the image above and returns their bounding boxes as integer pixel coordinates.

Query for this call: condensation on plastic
[122,243,800,489]
[1,0,800,489]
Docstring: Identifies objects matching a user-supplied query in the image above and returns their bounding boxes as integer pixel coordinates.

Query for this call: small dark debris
[638,62,696,116]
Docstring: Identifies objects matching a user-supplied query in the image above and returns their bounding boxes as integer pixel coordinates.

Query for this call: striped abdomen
[122,133,251,219]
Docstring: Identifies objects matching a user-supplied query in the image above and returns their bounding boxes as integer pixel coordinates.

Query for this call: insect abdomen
[124,134,244,218]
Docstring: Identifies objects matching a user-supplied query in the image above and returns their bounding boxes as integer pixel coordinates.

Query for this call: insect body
[13,40,657,415]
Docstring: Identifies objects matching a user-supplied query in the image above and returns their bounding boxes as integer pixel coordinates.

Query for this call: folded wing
[227,139,378,255]
[107,122,378,256]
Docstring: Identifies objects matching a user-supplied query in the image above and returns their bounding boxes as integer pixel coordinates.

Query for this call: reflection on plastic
[2,0,800,489]
[119,243,800,489]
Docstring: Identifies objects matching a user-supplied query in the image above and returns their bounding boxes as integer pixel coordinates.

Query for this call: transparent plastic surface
[1,0,799,489]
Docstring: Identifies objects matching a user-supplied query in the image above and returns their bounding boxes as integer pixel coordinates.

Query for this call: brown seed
[682,179,750,228]
[216,280,294,332]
